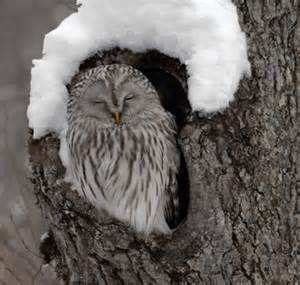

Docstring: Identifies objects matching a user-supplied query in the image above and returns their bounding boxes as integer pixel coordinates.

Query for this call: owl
[66,64,186,234]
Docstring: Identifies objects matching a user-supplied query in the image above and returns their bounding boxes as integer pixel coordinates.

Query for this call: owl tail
[164,184,181,230]
[165,146,189,231]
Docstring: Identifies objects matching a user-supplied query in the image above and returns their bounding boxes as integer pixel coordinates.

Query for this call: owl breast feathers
[66,64,185,234]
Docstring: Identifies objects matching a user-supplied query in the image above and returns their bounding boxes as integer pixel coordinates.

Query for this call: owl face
[71,65,162,127]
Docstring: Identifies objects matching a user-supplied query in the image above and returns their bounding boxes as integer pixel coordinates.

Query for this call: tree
[28,1,299,283]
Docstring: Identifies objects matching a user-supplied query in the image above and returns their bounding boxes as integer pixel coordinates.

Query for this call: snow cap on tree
[28,0,250,139]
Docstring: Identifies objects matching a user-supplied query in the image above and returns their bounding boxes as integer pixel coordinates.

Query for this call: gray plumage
[66,64,180,234]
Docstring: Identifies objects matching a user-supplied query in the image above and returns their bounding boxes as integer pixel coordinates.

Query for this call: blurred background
[0,1,75,283]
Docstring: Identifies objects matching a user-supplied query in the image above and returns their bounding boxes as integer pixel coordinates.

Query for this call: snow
[28,0,250,140]
[40,232,50,242]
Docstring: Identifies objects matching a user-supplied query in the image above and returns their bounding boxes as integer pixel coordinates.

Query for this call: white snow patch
[28,0,250,139]
[40,231,50,242]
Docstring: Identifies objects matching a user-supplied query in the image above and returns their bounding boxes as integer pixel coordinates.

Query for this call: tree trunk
[27,1,299,284]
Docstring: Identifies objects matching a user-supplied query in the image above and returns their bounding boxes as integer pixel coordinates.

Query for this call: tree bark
[27,0,299,284]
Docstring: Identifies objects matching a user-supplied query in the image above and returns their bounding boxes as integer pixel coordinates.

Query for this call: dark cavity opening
[77,47,190,229]
[136,65,191,129]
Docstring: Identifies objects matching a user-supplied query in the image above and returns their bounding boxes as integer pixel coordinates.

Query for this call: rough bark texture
[27,1,299,284]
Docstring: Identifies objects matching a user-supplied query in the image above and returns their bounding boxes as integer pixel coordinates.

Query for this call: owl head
[68,64,164,127]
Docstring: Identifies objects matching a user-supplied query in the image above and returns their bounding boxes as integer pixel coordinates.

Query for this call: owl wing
[164,141,189,230]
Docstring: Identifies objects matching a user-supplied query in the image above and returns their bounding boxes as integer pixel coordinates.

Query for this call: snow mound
[28,0,250,139]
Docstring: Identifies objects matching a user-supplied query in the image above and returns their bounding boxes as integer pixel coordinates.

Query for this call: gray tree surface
[28,0,299,284]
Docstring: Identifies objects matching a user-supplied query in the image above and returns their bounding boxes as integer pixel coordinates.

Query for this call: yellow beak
[114,112,121,126]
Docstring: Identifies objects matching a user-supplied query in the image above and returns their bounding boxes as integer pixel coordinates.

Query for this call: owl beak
[114,112,121,126]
